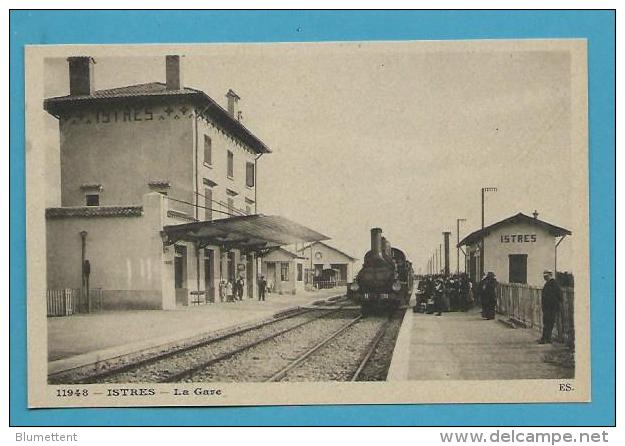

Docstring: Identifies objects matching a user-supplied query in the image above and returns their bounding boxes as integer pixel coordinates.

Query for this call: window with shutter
[204,187,212,221]
[227,151,234,178]
[246,162,255,187]
[204,135,212,165]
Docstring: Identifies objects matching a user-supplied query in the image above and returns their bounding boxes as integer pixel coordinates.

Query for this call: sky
[43,41,579,273]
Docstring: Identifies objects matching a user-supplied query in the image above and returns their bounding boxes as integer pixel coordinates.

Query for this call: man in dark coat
[258,275,267,301]
[481,272,498,319]
[539,270,562,344]
[433,278,445,316]
[477,272,488,318]
[235,276,245,301]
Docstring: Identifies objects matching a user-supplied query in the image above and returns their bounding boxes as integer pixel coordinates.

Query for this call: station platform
[48,287,345,375]
[388,307,574,381]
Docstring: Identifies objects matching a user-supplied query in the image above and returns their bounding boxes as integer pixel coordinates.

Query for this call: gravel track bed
[90,310,333,383]
[280,317,388,382]
[180,310,360,382]
[355,310,405,381]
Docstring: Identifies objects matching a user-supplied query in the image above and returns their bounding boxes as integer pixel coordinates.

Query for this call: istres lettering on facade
[500,234,537,243]
[61,105,198,125]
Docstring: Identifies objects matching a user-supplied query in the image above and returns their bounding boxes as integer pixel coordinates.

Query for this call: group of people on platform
[416,272,497,318]
[414,269,564,344]
[217,275,268,302]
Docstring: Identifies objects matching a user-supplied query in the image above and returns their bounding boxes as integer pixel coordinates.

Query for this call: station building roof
[457,213,572,248]
[263,247,307,260]
[43,82,271,155]
[298,241,358,261]
[163,214,329,253]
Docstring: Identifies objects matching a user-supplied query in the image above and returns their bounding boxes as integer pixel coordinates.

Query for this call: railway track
[49,296,350,384]
[50,297,404,384]
[165,309,356,383]
[268,314,396,382]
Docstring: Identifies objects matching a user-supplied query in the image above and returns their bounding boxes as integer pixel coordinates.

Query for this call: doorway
[246,255,254,298]
[508,254,528,284]
[469,252,478,283]
[227,251,235,283]
[204,249,214,302]
[174,245,188,305]
[266,262,276,293]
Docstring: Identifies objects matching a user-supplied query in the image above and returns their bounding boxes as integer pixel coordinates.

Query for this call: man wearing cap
[539,270,563,344]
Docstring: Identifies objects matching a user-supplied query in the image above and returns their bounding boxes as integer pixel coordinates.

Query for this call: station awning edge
[162,214,330,252]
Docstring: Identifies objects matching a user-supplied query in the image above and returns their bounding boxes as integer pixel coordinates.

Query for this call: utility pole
[439,244,442,274]
[480,187,497,277]
[443,232,451,276]
[456,218,466,274]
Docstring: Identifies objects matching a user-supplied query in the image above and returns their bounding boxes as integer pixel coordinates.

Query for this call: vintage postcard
[25,39,589,408]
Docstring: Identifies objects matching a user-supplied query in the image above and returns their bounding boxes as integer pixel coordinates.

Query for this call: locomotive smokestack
[371,228,383,258]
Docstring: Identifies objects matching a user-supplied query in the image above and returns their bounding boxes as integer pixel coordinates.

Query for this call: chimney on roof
[226,89,241,120]
[533,210,539,219]
[165,55,183,91]
[67,56,95,96]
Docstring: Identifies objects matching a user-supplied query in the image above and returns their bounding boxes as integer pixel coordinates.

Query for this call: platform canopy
[162,214,329,253]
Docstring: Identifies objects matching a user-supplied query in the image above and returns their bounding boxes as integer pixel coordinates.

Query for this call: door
[508,254,528,284]
[174,245,187,305]
[469,253,477,283]
[227,251,235,282]
[266,262,276,292]
[204,249,214,302]
[330,264,347,285]
[246,255,254,298]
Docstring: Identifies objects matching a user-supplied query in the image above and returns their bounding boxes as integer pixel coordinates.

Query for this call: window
[227,150,234,178]
[204,135,212,165]
[297,264,303,281]
[227,197,234,215]
[245,198,255,215]
[246,162,255,187]
[204,187,212,221]
[281,262,290,282]
[85,194,99,206]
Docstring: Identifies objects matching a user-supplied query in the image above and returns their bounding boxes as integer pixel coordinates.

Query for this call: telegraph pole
[439,244,442,274]
[480,187,497,277]
[443,232,451,276]
[456,218,466,274]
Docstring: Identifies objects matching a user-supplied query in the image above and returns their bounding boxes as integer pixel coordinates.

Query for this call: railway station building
[457,212,571,287]
[260,247,307,295]
[298,242,357,287]
[44,55,327,311]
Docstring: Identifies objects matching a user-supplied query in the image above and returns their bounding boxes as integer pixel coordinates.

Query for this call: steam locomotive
[349,228,414,316]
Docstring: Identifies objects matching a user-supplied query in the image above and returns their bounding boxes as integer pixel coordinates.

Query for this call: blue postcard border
[9,10,615,426]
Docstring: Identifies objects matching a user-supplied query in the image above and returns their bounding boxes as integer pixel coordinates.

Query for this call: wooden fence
[496,283,575,347]
[47,288,103,317]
